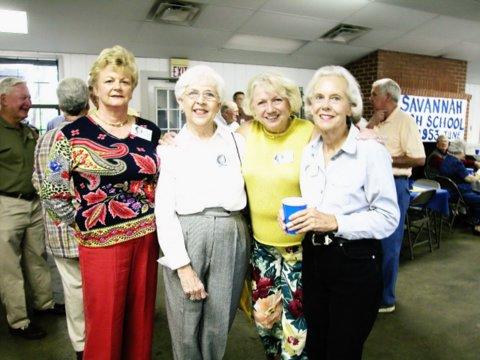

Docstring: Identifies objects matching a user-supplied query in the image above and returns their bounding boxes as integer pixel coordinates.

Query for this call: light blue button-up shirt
[300,125,400,240]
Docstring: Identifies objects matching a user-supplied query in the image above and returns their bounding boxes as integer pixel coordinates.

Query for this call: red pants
[79,232,159,360]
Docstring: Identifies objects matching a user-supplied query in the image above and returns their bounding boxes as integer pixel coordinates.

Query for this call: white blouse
[155,124,246,270]
[300,125,400,240]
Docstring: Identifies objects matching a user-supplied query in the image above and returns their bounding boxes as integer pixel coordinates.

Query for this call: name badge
[131,124,152,141]
[274,150,294,164]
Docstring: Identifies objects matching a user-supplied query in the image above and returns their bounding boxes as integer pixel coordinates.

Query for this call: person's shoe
[76,351,84,360]
[378,304,396,313]
[9,323,46,340]
[34,303,66,316]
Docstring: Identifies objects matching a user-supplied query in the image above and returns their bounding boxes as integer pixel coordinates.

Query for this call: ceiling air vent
[146,1,200,26]
[319,23,371,44]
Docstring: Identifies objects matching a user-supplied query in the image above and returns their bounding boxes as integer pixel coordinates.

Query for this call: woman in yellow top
[237,73,313,360]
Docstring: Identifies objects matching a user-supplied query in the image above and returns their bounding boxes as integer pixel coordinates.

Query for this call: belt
[181,207,241,218]
[394,175,408,180]
[0,191,38,201]
[309,232,348,247]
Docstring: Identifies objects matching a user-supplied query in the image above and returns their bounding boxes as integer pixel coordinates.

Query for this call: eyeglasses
[184,90,219,102]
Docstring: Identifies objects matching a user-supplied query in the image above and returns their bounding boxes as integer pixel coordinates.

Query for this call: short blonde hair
[304,65,363,121]
[88,45,138,90]
[244,72,302,117]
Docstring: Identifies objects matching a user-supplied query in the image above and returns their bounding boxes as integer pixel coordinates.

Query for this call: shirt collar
[178,121,232,143]
[0,115,19,129]
[382,106,400,124]
[308,123,359,156]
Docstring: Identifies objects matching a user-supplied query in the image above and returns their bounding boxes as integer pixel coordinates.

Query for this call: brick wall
[345,52,378,119]
[346,50,469,125]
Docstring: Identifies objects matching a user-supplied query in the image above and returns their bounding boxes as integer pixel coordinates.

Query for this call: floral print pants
[251,240,307,360]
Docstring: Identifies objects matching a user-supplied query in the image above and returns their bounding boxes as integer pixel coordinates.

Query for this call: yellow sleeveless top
[243,118,314,247]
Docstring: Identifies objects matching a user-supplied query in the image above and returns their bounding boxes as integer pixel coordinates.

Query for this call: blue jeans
[381,177,410,306]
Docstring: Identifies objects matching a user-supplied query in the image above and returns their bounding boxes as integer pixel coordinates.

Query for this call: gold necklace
[95,114,130,127]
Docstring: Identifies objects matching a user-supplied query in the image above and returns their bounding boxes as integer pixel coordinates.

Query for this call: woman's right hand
[159,131,178,146]
[177,264,208,301]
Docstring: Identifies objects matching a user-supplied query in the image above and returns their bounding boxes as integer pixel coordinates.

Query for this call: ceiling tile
[238,11,338,41]
[188,0,267,10]
[293,41,374,64]
[193,5,254,31]
[376,0,480,22]
[345,2,437,31]
[135,22,230,48]
[350,29,406,48]
[407,16,480,43]
[382,35,458,56]
[261,0,370,20]
[442,42,480,61]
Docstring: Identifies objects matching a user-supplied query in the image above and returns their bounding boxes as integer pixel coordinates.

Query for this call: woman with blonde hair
[238,72,313,360]
[41,45,161,360]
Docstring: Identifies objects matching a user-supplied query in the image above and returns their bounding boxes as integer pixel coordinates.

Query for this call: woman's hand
[159,131,178,146]
[357,128,385,144]
[285,208,338,234]
[177,264,208,301]
[277,208,287,232]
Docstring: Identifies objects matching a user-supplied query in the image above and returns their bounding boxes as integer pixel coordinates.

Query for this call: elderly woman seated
[439,139,480,234]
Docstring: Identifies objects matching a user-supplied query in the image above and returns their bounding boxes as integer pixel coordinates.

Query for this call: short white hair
[174,65,225,102]
[372,78,401,103]
[0,77,26,96]
[448,139,466,155]
[304,65,363,121]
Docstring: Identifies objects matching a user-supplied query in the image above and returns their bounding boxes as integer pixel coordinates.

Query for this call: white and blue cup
[282,197,307,235]
[466,167,474,176]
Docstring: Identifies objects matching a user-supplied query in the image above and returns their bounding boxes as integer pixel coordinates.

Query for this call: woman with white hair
[439,139,480,234]
[155,65,249,360]
[284,65,400,359]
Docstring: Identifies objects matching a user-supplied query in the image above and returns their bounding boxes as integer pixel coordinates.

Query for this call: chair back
[413,178,441,190]
[410,189,436,207]
[435,175,464,202]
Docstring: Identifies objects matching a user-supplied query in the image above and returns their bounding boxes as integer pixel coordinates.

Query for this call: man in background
[368,78,426,313]
[220,100,240,131]
[0,77,61,340]
[233,91,252,123]
[33,78,88,359]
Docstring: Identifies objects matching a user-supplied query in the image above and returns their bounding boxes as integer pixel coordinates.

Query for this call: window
[156,88,185,132]
[0,58,59,134]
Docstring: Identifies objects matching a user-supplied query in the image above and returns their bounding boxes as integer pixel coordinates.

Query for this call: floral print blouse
[40,116,161,247]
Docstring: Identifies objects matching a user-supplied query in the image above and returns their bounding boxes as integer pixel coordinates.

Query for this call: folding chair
[435,175,469,231]
[406,189,436,260]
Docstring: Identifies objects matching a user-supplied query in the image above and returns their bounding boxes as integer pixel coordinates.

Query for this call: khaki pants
[54,257,84,351]
[0,195,54,329]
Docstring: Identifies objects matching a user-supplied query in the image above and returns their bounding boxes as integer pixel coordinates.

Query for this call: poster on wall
[400,95,467,142]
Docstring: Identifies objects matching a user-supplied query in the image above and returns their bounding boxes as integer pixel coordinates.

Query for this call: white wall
[466,83,480,147]
[0,50,315,115]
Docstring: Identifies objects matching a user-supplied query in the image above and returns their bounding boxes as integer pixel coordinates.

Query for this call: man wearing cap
[0,77,61,340]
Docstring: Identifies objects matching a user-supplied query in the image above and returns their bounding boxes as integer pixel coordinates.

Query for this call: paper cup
[282,197,307,235]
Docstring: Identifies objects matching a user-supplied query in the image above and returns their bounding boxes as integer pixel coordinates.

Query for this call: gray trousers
[163,209,249,360]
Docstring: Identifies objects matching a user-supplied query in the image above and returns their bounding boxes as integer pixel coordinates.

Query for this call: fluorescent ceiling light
[224,34,304,54]
[0,9,28,34]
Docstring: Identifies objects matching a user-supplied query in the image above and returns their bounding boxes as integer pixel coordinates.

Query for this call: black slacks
[302,234,383,360]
